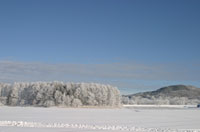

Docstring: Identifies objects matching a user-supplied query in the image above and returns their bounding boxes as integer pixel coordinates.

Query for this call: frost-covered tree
[0,82,121,107]
[0,83,11,105]
[122,95,200,105]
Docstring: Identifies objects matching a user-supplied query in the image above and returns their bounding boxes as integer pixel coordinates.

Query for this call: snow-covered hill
[122,85,200,105]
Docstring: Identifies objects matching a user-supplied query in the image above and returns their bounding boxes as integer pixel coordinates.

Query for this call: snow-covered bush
[0,82,121,107]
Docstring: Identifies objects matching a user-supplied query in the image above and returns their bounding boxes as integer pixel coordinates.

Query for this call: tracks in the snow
[0,121,200,132]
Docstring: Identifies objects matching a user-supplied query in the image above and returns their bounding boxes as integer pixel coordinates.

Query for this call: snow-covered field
[0,106,200,132]
[123,104,197,108]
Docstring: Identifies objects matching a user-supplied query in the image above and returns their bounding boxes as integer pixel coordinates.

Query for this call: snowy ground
[0,106,200,132]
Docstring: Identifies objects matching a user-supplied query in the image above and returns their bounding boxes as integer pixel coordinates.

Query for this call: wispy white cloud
[0,60,199,93]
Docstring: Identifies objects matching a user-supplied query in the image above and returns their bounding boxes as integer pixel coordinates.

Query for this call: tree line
[0,82,121,107]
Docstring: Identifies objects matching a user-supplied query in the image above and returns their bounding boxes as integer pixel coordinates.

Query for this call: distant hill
[122,85,200,105]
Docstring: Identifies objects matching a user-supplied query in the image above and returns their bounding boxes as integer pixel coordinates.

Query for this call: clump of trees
[122,95,200,105]
[0,82,121,107]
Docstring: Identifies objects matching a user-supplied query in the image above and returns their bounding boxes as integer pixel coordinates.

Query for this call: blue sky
[0,0,200,94]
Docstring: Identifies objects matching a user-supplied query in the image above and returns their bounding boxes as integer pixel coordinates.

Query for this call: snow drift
[0,82,121,107]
